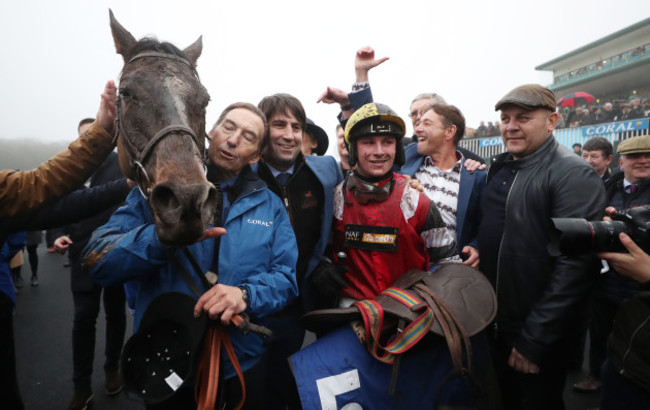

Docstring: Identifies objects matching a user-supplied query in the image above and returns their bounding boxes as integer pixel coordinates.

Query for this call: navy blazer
[398,143,486,251]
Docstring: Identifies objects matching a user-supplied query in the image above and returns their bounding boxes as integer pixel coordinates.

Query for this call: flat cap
[495,84,557,112]
[617,135,650,155]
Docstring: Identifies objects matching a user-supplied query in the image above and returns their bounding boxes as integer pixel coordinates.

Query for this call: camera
[547,205,650,256]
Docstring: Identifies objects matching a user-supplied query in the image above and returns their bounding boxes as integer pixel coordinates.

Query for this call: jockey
[311,102,450,307]
[291,103,492,409]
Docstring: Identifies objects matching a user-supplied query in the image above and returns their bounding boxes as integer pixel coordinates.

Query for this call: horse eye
[119,89,132,99]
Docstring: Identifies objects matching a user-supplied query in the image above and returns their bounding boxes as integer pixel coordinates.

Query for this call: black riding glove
[310,259,348,308]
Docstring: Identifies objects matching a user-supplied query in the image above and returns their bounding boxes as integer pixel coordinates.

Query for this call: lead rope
[168,249,249,409]
[195,324,246,410]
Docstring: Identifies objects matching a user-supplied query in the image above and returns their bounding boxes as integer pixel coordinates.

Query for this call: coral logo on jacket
[247,218,273,227]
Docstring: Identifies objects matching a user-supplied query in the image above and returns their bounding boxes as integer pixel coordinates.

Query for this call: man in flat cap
[579,134,650,395]
[478,84,607,409]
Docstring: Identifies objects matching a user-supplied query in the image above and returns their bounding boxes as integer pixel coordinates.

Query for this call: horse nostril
[150,184,182,217]
[204,185,220,223]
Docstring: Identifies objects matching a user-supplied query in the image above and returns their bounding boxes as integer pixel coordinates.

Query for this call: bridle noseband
[115,51,205,199]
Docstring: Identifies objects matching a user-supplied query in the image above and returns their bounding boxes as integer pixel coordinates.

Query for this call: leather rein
[114,51,205,199]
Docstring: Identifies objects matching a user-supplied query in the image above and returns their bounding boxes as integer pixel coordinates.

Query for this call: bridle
[114,51,205,199]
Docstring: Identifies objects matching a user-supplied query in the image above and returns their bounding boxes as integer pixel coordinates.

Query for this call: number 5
[315,369,362,409]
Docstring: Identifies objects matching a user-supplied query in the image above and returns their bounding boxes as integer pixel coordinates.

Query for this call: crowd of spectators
[473,120,501,138]
[558,94,650,129]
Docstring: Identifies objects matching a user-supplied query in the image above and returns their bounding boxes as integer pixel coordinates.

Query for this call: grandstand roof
[536,17,650,71]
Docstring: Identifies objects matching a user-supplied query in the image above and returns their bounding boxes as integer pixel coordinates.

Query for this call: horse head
[109,10,219,245]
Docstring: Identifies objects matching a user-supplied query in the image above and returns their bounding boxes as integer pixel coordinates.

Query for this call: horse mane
[131,37,188,60]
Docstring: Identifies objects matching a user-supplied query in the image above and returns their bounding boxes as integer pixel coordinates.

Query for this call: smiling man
[478,84,606,410]
[255,93,342,409]
[400,103,486,267]
[329,102,445,304]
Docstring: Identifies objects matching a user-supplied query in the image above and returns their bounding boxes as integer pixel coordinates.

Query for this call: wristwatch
[238,286,249,308]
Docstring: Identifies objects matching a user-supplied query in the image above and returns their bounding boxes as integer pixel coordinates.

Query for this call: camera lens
[547,218,630,256]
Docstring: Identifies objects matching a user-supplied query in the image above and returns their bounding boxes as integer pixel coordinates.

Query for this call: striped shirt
[414,152,463,262]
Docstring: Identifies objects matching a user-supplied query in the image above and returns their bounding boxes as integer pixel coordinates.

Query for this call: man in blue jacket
[401,102,486,266]
[255,93,342,409]
[83,102,298,409]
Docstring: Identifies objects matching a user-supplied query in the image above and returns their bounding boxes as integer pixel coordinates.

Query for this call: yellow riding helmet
[344,102,406,167]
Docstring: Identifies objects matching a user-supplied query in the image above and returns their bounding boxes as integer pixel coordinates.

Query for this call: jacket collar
[490,134,556,178]
[206,163,266,200]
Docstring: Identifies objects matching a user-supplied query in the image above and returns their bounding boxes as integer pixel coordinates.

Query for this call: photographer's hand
[598,232,650,283]
[604,206,617,219]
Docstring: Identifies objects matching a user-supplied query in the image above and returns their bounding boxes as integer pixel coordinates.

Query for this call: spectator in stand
[476,121,488,138]
[567,105,582,127]
[578,108,591,126]
[487,121,498,137]
[581,137,614,181]
[619,104,633,121]
[588,106,607,125]
[601,102,615,123]
[643,99,650,117]
[612,100,624,121]
[628,97,644,119]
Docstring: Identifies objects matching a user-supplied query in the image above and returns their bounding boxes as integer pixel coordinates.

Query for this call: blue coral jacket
[84,166,298,378]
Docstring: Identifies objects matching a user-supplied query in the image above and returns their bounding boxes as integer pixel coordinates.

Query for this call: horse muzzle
[149,181,220,245]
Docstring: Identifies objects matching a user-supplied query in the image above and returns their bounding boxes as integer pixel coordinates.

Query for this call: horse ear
[183,36,203,67]
[109,9,137,62]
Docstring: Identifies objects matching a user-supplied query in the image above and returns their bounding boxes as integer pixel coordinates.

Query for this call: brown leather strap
[195,325,246,410]
[414,283,473,374]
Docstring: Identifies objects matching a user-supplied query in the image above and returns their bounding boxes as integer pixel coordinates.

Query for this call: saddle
[302,263,497,394]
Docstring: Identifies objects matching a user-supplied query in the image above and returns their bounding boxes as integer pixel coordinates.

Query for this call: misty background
[0,139,71,171]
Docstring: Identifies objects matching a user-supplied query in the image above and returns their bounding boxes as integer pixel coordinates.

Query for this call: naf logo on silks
[289,325,487,410]
[344,224,398,252]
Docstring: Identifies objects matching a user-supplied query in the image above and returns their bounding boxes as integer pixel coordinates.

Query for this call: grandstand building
[461,17,650,162]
